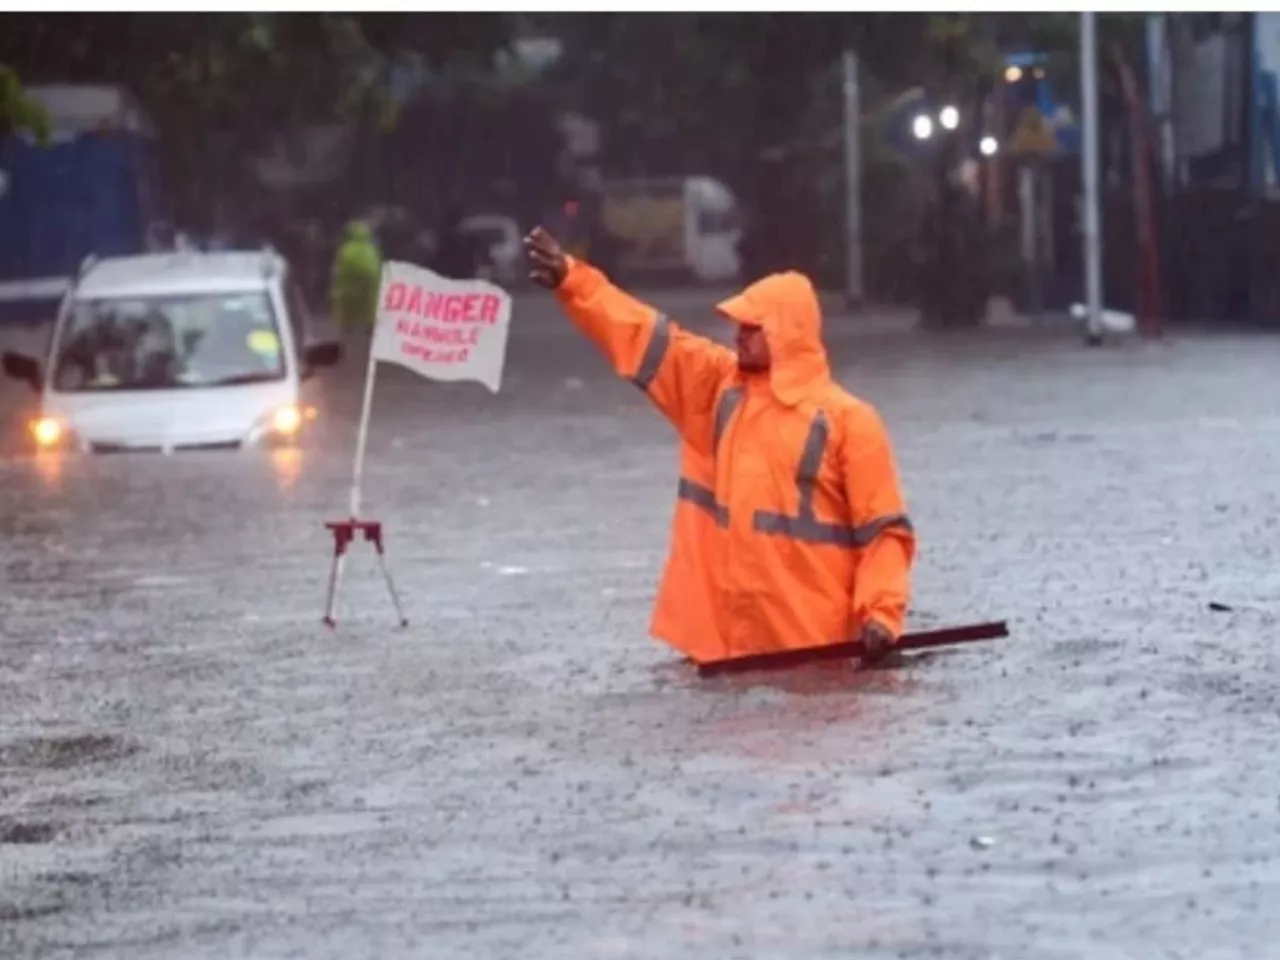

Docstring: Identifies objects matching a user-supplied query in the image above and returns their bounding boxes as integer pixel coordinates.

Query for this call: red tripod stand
[321,518,409,628]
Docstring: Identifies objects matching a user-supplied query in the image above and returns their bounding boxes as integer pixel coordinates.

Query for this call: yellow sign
[1011,106,1057,156]
[247,329,281,358]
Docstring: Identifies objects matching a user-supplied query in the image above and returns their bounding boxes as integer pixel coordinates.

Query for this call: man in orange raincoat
[526,226,916,666]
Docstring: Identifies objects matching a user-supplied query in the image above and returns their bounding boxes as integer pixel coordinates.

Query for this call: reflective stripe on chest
[677,391,911,548]
[753,410,911,547]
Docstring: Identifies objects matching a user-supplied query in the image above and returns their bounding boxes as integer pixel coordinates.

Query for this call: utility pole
[842,49,863,309]
[1080,11,1104,345]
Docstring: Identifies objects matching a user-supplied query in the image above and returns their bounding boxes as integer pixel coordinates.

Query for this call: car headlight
[271,404,303,437]
[29,415,77,451]
[248,404,316,447]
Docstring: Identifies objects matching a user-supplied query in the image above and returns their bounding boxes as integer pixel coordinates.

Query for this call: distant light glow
[912,114,933,140]
[1005,66,1023,83]
[980,136,999,157]
[939,105,960,130]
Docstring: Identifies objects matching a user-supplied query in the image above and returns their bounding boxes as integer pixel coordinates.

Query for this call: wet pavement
[4,293,1280,958]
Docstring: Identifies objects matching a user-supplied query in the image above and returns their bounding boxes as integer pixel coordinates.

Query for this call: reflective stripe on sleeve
[630,313,671,391]
[677,477,729,527]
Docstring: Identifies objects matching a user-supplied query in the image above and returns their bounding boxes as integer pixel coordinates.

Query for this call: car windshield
[52,292,286,392]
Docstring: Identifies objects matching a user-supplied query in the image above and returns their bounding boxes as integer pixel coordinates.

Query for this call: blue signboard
[1003,51,1080,156]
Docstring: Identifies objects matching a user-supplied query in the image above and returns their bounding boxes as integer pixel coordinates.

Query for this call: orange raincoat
[556,257,916,664]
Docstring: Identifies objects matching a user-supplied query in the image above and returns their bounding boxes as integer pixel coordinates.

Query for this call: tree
[0,14,517,237]
[0,14,514,136]
[0,65,50,144]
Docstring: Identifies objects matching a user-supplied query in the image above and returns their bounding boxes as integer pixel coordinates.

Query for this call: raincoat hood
[340,220,375,246]
[716,271,830,407]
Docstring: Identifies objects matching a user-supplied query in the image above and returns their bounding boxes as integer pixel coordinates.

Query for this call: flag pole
[347,263,386,518]
[323,263,398,628]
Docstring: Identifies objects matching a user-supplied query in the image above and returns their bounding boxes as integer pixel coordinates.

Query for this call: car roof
[73,250,285,301]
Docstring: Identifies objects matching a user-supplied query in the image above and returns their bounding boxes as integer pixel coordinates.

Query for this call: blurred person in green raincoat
[330,220,381,329]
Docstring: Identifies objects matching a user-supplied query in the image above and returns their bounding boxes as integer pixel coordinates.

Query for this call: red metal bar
[695,620,1009,677]
[325,519,384,555]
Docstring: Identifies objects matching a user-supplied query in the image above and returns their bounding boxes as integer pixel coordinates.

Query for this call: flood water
[4,297,1280,958]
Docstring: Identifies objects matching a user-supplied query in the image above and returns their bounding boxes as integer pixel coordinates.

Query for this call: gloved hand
[857,619,896,666]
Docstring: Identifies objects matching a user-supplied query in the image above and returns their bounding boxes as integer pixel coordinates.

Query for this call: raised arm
[528,227,734,455]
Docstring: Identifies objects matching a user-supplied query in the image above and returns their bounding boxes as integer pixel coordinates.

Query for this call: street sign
[1010,105,1058,156]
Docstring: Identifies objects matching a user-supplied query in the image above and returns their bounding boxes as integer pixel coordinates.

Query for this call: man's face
[736,322,770,373]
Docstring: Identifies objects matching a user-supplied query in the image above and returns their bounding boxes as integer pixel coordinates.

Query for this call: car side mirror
[301,340,341,379]
[2,351,41,391]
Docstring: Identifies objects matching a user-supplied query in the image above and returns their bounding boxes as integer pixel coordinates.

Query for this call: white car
[2,249,341,454]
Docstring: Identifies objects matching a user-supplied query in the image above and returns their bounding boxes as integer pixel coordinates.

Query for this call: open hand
[524,226,568,290]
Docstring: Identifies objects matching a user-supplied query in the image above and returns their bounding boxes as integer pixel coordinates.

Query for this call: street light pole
[842,48,864,309]
[1080,11,1104,344]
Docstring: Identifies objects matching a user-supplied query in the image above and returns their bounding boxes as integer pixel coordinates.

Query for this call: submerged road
[3,294,1280,958]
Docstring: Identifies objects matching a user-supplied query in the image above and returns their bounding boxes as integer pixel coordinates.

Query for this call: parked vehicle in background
[459,213,524,287]
[1,249,341,454]
[594,175,743,285]
[0,84,173,326]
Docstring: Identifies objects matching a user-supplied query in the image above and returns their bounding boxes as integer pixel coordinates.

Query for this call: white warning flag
[370,260,513,393]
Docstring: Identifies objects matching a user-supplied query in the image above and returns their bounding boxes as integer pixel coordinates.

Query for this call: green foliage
[351,14,514,67]
[0,13,512,141]
[331,221,382,328]
[0,13,514,233]
[0,65,50,144]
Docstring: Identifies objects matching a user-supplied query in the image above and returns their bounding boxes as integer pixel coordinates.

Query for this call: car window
[696,207,742,235]
[52,292,285,392]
